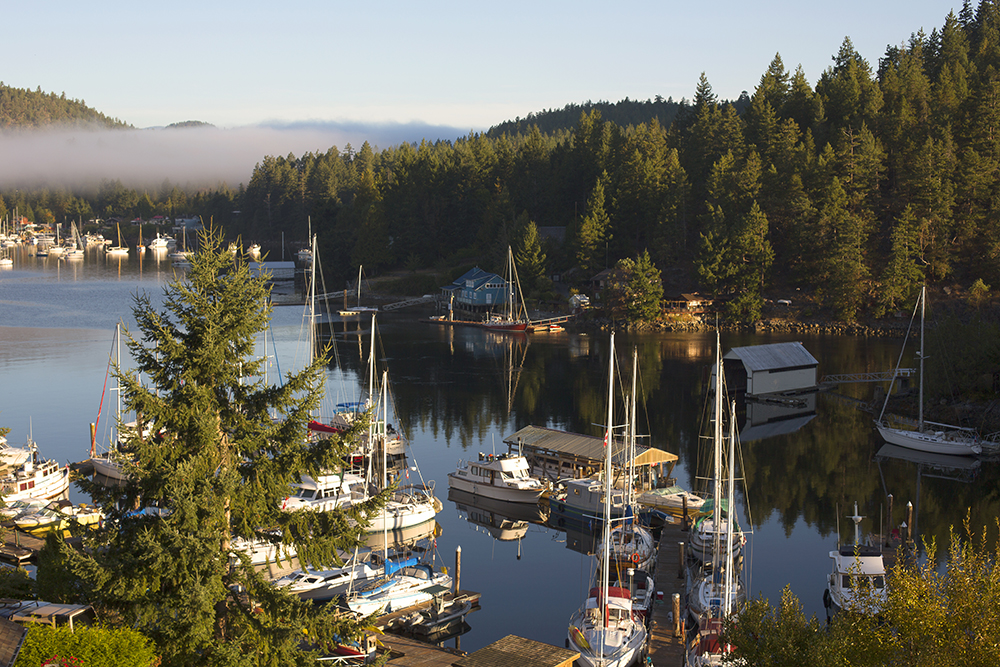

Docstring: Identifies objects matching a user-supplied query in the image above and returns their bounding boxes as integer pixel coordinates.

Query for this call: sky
[2,0,964,188]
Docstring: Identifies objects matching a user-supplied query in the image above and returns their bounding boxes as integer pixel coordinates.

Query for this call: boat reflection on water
[447,488,549,559]
[359,518,440,551]
[447,487,604,558]
[875,443,981,483]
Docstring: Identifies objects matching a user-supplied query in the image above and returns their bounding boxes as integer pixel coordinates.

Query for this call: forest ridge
[3,3,1000,323]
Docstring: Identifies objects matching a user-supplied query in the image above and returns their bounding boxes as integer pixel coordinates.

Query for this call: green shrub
[15,625,156,667]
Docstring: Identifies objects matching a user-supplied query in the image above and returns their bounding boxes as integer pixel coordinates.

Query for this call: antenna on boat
[849,502,864,546]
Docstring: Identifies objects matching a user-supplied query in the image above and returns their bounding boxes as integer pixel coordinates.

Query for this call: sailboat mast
[723,399,737,618]
[712,334,723,561]
[601,333,615,646]
[628,347,638,508]
[115,322,121,446]
[918,286,925,430]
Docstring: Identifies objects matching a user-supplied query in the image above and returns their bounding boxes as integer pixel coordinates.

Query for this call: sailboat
[137,226,146,255]
[598,348,656,573]
[342,371,451,617]
[170,226,191,264]
[481,246,532,332]
[64,222,85,260]
[876,286,982,456]
[106,222,129,256]
[339,265,378,317]
[567,333,648,667]
[686,340,747,666]
[89,323,130,482]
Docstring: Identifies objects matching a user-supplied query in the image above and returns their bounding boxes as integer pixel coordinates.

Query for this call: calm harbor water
[1,247,997,653]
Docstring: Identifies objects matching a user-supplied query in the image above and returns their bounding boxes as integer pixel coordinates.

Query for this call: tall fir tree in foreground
[67,228,387,667]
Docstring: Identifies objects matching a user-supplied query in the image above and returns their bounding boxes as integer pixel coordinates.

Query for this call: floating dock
[648,516,688,666]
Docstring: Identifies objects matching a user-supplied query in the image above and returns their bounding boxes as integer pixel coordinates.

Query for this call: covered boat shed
[503,425,678,488]
[723,341,818,396]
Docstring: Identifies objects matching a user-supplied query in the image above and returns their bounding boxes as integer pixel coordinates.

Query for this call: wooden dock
[648,516,687,667]
[377,632,468,667]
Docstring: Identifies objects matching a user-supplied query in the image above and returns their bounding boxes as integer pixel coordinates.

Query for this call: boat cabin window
[295,489,317,500]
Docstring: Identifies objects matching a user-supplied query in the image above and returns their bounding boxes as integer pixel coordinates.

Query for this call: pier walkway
[649,517,687,667]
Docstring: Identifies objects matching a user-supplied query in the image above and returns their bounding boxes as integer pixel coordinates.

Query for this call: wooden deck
[648,517,687,667]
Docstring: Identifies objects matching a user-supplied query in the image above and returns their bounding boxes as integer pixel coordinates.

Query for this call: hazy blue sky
[8,0,961,135]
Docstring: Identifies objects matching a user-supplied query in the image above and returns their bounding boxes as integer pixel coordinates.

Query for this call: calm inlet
[0,252,997,653]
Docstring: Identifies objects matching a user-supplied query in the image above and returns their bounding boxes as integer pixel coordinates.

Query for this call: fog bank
[0,121,471,191]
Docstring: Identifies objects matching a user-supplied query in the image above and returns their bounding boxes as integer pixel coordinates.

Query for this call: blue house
[440,267,510,314]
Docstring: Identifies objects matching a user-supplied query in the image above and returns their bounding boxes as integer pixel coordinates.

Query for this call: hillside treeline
[7,4,1000,322]
[0,83,129,129]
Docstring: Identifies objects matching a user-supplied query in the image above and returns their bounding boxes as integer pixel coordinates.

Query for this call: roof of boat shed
[723,341,817,371]
[503,425,677,466]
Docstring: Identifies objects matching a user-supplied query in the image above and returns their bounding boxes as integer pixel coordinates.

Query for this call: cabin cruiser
[447,452,546,503]
[824,502,888,615]
[0,439,70,502]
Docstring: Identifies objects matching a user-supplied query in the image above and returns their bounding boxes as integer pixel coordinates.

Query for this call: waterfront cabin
[440,267,510,316]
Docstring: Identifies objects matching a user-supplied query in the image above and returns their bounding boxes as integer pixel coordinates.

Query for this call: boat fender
[823,588,832,609]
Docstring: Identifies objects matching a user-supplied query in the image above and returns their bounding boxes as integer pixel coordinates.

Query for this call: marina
[0,252,998,660]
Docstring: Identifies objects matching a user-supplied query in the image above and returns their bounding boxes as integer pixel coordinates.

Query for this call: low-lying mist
[0,120,470,192]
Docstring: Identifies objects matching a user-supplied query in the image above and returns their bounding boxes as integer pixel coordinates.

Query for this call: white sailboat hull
[90,456,129,481]
[875,423,981,456]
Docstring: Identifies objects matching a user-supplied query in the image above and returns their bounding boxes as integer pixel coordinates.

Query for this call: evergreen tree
[876,205,925,316]
[515,217,547,294]
[574,172,612,274]
[622,250,663,322]
[66,228,386,667]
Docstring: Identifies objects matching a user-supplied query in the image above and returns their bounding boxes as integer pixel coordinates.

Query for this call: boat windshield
[842,574,885,590]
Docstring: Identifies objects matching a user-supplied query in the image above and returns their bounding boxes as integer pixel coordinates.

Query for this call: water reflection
[3,261,1000,645]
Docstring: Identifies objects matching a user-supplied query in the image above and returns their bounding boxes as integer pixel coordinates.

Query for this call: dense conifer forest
[5,2,1000,322]
[0,83,129,129]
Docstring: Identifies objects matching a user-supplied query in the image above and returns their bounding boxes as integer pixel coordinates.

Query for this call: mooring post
[673,593,682,637]
[906,501,914,543]
[454,545,461,595]
[682,496,688,531]
[887,494,894,545]
[678,542,685,579]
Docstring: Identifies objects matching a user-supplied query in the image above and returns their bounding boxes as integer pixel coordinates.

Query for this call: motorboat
[0,440,70,502]
[14,500,103,537]
[447,452,546,503]
[274,552,396,603]
[0,435,32,468]
[281,471,369,512]
[636,485,706,518]
[0,496,49,519]
[344,560,452,617]
[824,502,888,615]
[545,476,628,525]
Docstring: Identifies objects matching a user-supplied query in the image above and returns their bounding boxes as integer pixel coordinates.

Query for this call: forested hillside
[5,3,1000,323]
[0,82,129,129]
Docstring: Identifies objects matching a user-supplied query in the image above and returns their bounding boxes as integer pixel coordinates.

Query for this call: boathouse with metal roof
[502,425,678,487]
[722,341,818,396]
